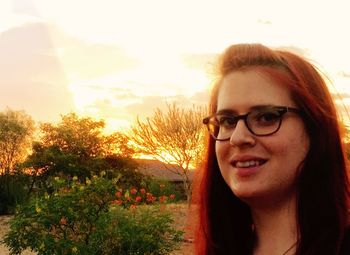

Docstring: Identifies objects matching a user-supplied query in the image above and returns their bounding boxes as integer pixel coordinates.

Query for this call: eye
[252,110,281,125]
[217,115,236,128]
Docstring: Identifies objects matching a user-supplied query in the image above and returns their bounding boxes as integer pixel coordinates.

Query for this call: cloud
[190,91,210,105]
[84,98,132,121]
[181,53,217,71]
[59,43,140,80]
[338,71,350,78]
[12,0,41,17]
[41,25,140,80]
[331,92,350,100]
[335,101,350,122]
[125,93,209,121]
[0,22,74,121]
[0,21,142,123]
[77,87,209,123]
[69,74,211,131]
[257,19,272,25]
[275,45,311,57]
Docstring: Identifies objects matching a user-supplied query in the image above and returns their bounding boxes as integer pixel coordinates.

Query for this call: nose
[229,119,256,147]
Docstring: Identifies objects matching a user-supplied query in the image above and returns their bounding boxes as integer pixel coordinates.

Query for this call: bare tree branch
[129,103,207,201]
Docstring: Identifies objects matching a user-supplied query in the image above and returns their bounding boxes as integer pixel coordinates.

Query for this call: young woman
[194,43,350,254]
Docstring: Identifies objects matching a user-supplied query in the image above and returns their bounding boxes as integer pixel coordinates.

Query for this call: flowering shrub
[112,186,176,209]
[144,179,185,201]
[2,175,183,255]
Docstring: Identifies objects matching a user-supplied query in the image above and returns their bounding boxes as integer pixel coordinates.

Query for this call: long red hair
[192,44,350,254]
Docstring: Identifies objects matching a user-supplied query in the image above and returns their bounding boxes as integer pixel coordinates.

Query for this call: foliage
[129,103,207,201]
[39,113,134,159]
[3,175,183,255]
[102,155,145,190]
[22,113,139,196]
[23,150,145,198]
[0,171,29,214]
[112,184,177,209]
[0,108,35,214]
[0,108,35,174]
[142,178,184,201]
[108,205,183,255]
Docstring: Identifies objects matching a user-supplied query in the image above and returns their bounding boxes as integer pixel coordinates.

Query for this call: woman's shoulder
[340,227,350,254]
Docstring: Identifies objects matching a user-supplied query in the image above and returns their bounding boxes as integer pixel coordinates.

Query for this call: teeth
[235,160,261,168]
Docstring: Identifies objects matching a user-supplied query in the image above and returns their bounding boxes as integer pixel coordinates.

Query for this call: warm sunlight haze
[1,3,350,254]
[1,0,350,132]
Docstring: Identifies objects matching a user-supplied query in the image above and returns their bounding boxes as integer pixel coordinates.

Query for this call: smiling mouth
[232,160,267,168]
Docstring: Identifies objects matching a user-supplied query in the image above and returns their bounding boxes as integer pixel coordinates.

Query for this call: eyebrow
[216,104,279,115]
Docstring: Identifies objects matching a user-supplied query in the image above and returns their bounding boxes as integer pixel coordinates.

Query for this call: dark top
[340,228,350,255]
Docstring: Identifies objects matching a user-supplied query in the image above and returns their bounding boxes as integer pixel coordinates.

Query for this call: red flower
[169,194,176,200]
[130,188,137,194]
[135,196,142,203]
[112,199,123,205]
[140,188,146,194]
[60,217,67,226]
[159,195,167,203]
[146,193,156,202]
[115,191,122,198]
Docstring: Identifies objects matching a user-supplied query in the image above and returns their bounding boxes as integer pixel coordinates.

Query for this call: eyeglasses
[203,106,301,141]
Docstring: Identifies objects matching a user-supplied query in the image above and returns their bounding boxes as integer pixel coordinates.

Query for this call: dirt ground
[167,203,195,255]
[0,203,194,255]
[0,215,35,255]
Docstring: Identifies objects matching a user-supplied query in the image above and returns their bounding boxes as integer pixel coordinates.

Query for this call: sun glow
[1,0,349,133]
[65,47,211,132]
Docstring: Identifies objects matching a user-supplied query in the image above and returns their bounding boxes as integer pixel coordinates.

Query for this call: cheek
[267,131,310,169]
[215,142,232,179]
[289,128,310,158]
[215,142,230,162]
[215,142,233,186]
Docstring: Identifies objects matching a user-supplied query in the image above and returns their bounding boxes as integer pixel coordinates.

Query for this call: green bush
[103,156,146,190]
[23,151,147,199]
[2,175,183,255]
[143,178,185,201]
[0,173,29,215]
[105,205,183,254]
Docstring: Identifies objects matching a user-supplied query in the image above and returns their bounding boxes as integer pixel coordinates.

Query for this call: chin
[232,188,261,201]
[231,185,271,203]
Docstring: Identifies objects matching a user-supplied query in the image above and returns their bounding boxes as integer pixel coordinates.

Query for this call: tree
[39,113,134,159]
[0,108,35,214]
[0,108,35,174]
[129,103,207,201]
[23,113,138,195]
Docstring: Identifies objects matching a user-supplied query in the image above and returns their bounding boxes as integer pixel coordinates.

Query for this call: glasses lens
[208,115,236,140]
[204,107,287,140]
[248,108,282,135]
[207,119,219,138]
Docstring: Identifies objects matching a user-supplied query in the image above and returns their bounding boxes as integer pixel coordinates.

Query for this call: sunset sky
[1,0,350,133]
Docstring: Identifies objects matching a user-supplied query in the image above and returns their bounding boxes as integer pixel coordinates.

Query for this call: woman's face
[215,69,310,206]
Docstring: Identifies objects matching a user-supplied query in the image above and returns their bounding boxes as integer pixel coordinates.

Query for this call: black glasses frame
[203,106,301,141]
